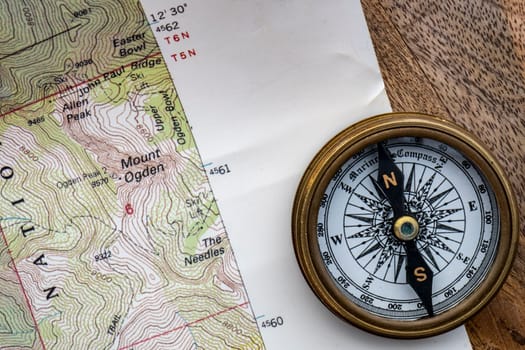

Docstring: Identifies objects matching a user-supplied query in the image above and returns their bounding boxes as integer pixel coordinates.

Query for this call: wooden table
[361,1,524,348]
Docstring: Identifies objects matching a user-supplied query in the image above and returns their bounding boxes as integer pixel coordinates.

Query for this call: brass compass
[292,112,518,338]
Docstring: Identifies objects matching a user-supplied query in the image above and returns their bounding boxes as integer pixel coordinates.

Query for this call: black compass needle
[376,142,435,317]
[405,241,435,317]
[377,142,405,218]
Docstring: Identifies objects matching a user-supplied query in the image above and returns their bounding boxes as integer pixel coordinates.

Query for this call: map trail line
[118,301,251,350]
[0,51,162,119]
[0,24,82,62]
[0,225,46,350]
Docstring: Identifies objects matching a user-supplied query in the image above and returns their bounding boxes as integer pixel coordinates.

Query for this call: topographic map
[0,1,264,349]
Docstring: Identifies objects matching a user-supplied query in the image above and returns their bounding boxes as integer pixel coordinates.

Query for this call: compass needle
[376,142,435,317]
[406,241,434,316]
[377,142,405,219]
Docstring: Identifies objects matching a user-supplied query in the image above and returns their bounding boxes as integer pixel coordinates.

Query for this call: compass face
[317,137,498,320]
[292,113,518,338]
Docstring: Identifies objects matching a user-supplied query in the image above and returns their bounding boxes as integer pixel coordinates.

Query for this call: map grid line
[118,301,250,350]
[0,51,162,120]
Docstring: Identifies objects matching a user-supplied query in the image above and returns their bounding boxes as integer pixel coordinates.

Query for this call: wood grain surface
[361,1,524,348]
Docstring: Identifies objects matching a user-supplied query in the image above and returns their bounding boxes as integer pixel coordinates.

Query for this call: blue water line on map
[0,217,30,222]
[9,311,62,335]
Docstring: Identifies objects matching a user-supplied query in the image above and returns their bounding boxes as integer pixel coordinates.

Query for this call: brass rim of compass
[291,112,519,338]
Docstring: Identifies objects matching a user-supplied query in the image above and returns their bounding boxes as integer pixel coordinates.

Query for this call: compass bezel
[291,112,518,338]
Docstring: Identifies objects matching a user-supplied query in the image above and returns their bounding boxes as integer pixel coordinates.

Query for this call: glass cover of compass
[292,112,518,338]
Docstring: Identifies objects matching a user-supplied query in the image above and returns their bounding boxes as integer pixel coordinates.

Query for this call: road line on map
[118,301,250,350]
[0,51,163,119]
[0,225,47,350]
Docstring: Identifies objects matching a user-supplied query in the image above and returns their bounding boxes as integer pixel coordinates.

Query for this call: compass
[292,112,518,338]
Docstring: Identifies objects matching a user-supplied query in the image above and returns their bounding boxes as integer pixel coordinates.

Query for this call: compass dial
[319,137,497,320]
[292,113,518,338]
